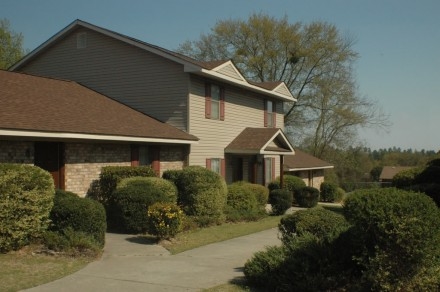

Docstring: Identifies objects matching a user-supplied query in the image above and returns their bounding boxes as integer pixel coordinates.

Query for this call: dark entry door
[232,157,243,182]
[34,142,65,189]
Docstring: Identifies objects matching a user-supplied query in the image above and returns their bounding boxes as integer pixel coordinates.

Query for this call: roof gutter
[0,129,198,144]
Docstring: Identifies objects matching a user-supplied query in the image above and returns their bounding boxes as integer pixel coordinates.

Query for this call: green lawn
[160,215,283,254]
[0,246,92,292]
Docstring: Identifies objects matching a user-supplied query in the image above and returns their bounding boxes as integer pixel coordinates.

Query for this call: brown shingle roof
[248,81,283,90]
[379,166,414,181]
[0,70,198,142]
[225,128,294,154]
[284,149,333,170]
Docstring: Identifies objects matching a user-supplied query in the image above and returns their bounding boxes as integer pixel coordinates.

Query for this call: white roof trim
[0,129,198,144]
[10,20,296,102]
[194,69,295,102]
[261,130,296,153]
[286,166,334,171]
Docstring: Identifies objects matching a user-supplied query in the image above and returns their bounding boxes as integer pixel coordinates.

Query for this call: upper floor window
[264,100,276,128]
[205,83,225,120]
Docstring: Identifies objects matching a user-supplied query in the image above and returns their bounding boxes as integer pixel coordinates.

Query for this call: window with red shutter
[264,100,275,128]
[205,83,225,120]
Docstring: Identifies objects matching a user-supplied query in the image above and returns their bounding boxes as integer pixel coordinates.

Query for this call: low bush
[268,189,293,215]
[0,164,55,252]
[245,183,269,207]
[268,175,306,194]
[294,186,319,208]
[392,167,421,188]
[225,182,266,222]
[98,166,156,204]
[279,207,349,244]
[344,188,440,291]
[171,166,227,226]
[107,177,177,233]
[147,202,184,239]
[335,187,346,203]
[49,190,106,247]
[319,182,338,202]
[43,228,101,256]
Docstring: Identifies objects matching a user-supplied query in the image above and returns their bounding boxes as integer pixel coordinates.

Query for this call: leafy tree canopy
[0,18,25,69]
[178,13,389,157]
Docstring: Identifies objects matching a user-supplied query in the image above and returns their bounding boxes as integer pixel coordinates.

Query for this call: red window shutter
[205,83,211,119]
[220,87,225,121]
[272,102,276,128]
[221,158,226,178]
[263,100,268,127]
[151,146,160,176]
[131,145,139,166]
[271,157,276,180]
[206,158,211,170]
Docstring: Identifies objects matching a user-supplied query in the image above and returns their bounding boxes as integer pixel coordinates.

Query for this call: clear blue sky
[2,0,439,151]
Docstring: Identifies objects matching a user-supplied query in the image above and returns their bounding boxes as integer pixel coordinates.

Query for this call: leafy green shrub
[335,187,346,203]
[268,189,293,215]
[279,207,349,245]
[344,188,440,291]
[295,186,319,208]
[319,182,338,202]
[244,245,287,289]
[162,169,183,187]
[225,181,264,222]
[245,183,269,207]
[392,167,421,188]
[147,202,184,239]
[268,175,306,194]
[98,166,156,203]
[0,164,55,252]
[117,177,177,202]
[43,228,101,256]
[107,177,177,233]
[49,190,106,247]
[171,166,227,226]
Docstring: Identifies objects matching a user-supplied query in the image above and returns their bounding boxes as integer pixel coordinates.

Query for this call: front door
[34,142,65,190]
[232,157,243,182]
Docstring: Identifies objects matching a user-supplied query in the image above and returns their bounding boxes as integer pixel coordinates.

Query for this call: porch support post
[280,155,284,188]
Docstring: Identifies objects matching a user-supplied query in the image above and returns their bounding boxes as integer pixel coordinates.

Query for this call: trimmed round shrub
[268,175,306,194]
[245,183,269,207]
[226,181,261,222]
[269,189,293,215]
[173,166,227,226]
[0,164,55,252]
[295,186,319,208]
[107,177,177,233]
[392,167,421,188]
[117,177,177,201]
[147,202,184,239]
[49,190,106,248]
[279,207,349,244]
[335,187,346,203]
[343,188,440,291]
[319,182,338,202]
[98,166,156,204]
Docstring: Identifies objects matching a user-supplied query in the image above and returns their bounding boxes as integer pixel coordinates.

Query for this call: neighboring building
[0,70,197,195]
[7,19,297,194]
[283,149,334,189]
[379,166,414,185]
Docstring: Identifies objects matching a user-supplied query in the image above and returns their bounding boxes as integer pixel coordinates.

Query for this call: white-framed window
[265,100,275,128]
[206,158,225,177]
[264,157,275,185]
[205,83,225,120]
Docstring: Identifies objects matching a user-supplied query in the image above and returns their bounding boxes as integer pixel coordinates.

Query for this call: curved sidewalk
[23,228,281,292]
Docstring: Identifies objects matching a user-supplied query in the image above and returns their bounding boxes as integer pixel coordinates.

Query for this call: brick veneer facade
[0,140,188,197]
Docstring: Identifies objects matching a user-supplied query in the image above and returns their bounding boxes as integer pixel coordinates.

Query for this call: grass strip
[161,215,282,254]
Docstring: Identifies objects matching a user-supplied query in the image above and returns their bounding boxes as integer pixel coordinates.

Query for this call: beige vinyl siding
[215,64,244,81]
[189,76,282,183]
[275,101,285,127]
[274,84,292,97]
[20,28,189,131]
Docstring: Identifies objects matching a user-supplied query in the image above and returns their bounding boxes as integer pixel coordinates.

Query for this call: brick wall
[159,145,188,176]
[0,140,34,164]
[64,143,130,197]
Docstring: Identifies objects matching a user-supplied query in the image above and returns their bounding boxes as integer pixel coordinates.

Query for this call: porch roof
[225,128,295,155]
[283,149,334,171]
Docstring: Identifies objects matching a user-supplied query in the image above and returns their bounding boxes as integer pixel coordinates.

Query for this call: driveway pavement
[23,228,281,292]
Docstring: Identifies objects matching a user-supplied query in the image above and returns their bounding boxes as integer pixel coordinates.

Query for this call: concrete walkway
[23,228,281,292]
